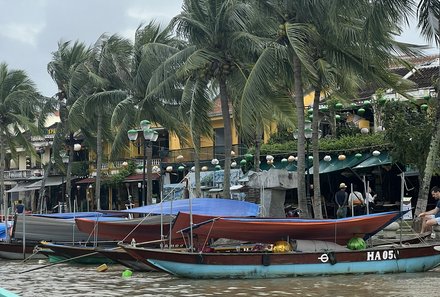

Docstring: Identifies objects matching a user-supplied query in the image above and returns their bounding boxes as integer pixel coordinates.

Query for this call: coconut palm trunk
[95,112,103,210]
[219,77,232,199]
[1,133,8,242]
[312,89,323,219]
[292,53,309,218]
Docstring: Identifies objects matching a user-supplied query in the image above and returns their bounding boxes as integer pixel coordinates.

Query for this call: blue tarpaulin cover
[115,198,260,216]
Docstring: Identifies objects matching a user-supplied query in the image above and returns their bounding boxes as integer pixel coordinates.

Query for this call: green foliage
[382,100,434,173]
[260,133,388,155]
[71,161,89,177]
[103,161,136,187]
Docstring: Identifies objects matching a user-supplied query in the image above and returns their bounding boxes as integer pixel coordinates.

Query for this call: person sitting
[348,187,365,216]
[418,186,440,234]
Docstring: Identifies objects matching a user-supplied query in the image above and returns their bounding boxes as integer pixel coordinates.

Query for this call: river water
[1,259,439,297]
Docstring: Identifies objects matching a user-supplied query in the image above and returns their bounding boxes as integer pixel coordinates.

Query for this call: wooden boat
[171,211,406,245]
[0,241,46,260]
[13,213,117,243]
[38,242,115,265]
[95,247,155,272]
[121,242,440,279]
[75,215,174,243]
[76,198,260,244]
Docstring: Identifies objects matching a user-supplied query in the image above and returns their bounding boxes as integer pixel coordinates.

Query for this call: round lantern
[166,166,173,172]
[190,166,196,172]
[201,166,208,171]
[372,150,381,157]
[338,154,346,161]
[323,155,332,162]
[215,165,221,171]
[335,102,343,109]
[281,158,288,164]
[231,161,237,168]
[335,114,341,121]
[363,100,371,107]
[357,108,365,116]
[176,155,184,162]
[421,104,428,111]
[288,155,295,162]
[266,155,274,161]
[211,158,219,165]
[360,127,369,134]
[355,153,362,158]
[178,165,185,171]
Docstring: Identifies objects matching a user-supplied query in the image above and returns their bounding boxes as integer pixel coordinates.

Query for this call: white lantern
[190,166,196,172]
[166,166,173,172]
[266,155,274,161]
[73,143,82,151]
[176,155,184,162]
[231,161,237,168]
[288,155,295,162]
[360,127,369,134]
[201,166,208,171]
[372,150,381,156]
[211,158,219,165]
[323,155,332,162]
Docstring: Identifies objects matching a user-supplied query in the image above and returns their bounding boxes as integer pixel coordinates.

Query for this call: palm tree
[415,0,440,215]
[47,40,91,211]
[82,34,133,210]
[169,0,259,199]
[111,21,188,205]
[0,63,42,241]
[242,0,420,218]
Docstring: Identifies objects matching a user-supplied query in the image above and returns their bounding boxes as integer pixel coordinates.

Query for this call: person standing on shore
[335,183,348,218]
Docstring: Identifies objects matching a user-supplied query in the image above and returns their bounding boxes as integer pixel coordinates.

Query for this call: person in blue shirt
[16,200,25,214]
[419,186,440,234]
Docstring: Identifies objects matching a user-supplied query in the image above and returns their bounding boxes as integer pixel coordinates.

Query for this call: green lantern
[240,159,247,166]
[421,104,428,111]
[308,114,313,120]
[178,165,185,171]
[357,108,365,116]
[215,165,221,171]
[355,153,362,158]
[363,100,371,107]
[307,108,313,115]
[378,97,387,105]
[244,153,253,161]
[335,114,341,121]
[335,102,343,109]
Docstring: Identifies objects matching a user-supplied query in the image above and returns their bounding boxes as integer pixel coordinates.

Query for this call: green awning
[309,153,370,174]
[352,152,391,169]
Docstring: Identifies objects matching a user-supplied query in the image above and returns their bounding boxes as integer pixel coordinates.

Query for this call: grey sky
[0,0,437,98]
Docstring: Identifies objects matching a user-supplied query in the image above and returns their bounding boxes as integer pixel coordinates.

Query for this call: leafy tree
[415,0,440,214]
[0,63,43,240]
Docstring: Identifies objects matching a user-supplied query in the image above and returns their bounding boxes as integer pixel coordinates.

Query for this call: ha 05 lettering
[366,250,398,261]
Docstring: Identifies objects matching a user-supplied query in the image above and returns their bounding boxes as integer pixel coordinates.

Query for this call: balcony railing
[167,144,248,163]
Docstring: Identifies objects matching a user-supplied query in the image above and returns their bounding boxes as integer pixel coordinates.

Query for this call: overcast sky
[0,0,437,98]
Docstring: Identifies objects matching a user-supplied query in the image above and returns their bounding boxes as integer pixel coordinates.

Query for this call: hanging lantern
[350,103,357,109]
[211,158,219,165]
[215,165,221,171]
[240,159,247,166]
[231,161,237,168]
[357,108,365,116]
[421,104,428,111]
[378,97,387,105]
[335,102,343,109]
[152,165,160,173]
[372,150,381,156]
[190,166,196,172]
[73,143,82,151]
[244,153,253,161]
[355,153,362,158]
[338,154,346,161]
[307,108,313,115]
[363,100,371,107]
[360,127,369,134]
[201,166,208,171]
[231,150,236,157]
[308,114,313,120]
[323,155,332,162]
[308,156,313,161]
[166,166,173,172]
[281,158,288,164]
[266,155,274,161]
[287,155,295,162]
[176,155,184,162]
[335,114,341,121]
[267,159,274,165]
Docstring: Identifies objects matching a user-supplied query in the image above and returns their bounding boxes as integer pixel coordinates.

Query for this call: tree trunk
[95,112,103,210]
[65,133,74,212]
[416,91,440,215]
[292,52,309,218]
[219,77,232,199]
[254,125,262,172]
[146,144,153,205]
[193,135,202,198]
[312,89,323,219]
[1,131,8,242]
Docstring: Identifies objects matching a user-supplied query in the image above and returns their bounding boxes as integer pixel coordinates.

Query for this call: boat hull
[96,248,154,272]
[0,242,46,260]
[39,242,115,265]
[122,244,440,279]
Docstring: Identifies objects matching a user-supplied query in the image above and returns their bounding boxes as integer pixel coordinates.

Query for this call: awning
[310,154,371,174]
[76,177,95,184]
[124,173,160,182]
[6,181,39,193]
[26,176,65,189]
[353,152,391,169]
